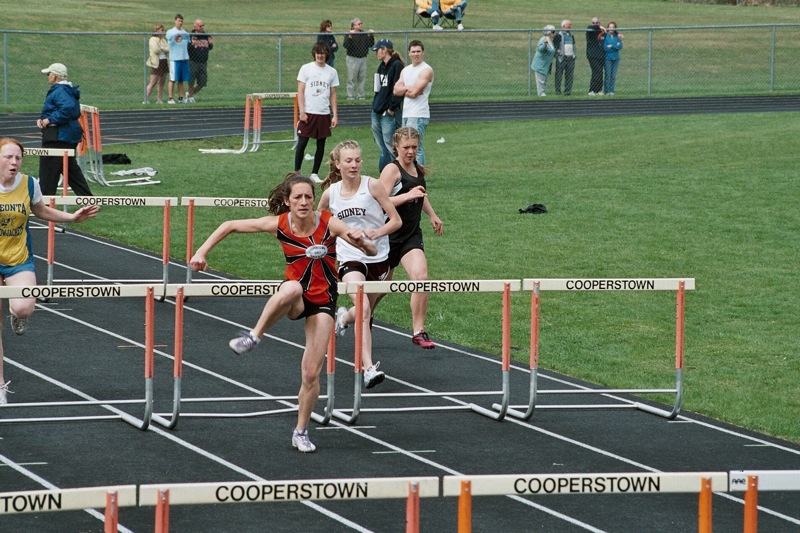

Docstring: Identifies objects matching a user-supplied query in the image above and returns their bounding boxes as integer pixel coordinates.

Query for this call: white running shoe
[363,362,385,389]
[168,98,176,104]
[229,331,260,355]
[432,24,443,31]
[0,381,11,404]
[292,428,316,452]
[10,314,26,335]
[457,23,464,31]
[335,307,349,337]
[309,173,324,183]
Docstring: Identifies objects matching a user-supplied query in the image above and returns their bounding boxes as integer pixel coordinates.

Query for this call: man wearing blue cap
[370,39,405,172]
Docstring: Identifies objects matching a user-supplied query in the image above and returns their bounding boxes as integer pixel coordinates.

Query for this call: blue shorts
[0,256,36,278]
[169,60,191,83]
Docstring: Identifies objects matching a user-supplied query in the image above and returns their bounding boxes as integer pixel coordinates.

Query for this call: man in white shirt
[393,40,434,165]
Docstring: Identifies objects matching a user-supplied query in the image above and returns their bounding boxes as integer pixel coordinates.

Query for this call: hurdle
[41,195,178,289]
[78,105,158,187]
[332,280,520,424]
[150,282,346,429]
[0,485,137,532]
[496,278,694,421]
[443,471,727,533]
[140,476,439,533]
[199,92,298,154]
[0,284,157,430]
[181,196,271,284]
[730,470,800,533]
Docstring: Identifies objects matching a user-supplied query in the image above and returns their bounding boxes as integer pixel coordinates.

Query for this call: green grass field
[7,1,800,442]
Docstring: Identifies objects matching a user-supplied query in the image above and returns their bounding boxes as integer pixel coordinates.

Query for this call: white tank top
[328,175,389,263]
[401,62,432,119]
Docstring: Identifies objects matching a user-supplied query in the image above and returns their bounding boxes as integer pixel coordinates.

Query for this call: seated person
[415,0,467,31]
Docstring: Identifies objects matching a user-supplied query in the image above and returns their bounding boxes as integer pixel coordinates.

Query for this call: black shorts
[388,228,424,270]
[280,280,337,320]
[297,113,332,140]
[338,260,390,282]
[293,295,337,321]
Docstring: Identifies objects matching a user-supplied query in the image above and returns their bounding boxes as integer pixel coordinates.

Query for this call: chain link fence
[2,25,799,109]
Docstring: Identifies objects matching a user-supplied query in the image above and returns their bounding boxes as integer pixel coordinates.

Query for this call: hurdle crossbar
[150,282,347,429]
[23,148,75,228]
[332,280,520,424]
[496,278,694,421]
[181,196,271,284]
[0,285,157,430]
[443,472,726,533]
[41,196,178,289]
[198,92,298,154]
[0,485,137,522]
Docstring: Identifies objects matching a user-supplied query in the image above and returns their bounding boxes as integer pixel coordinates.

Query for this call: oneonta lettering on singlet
[305,244,328,259]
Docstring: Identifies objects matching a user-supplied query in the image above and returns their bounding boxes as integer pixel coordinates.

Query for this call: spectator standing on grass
[586,16,607,96]
[316,140,401,390]
[187,19,213,103]
[603,22,623,96]
[317,20,338,67]
[371,39,405,173]
[294,42,339,184]
[553,19,576,96]
[166,13,190,104]
[36,63,93,196]
[144,24,169,104]
[375,127,443,350]
[531,25,557,97]
[189,172,377,452]
[343,18,375,100]
[0,138,100,405]
[393,40,434,165]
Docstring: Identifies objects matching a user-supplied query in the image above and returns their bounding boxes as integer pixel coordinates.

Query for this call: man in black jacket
[370,39,404,172]
[586,17,606,95]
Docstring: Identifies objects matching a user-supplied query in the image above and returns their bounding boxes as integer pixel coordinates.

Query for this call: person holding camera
[531,25,557,97]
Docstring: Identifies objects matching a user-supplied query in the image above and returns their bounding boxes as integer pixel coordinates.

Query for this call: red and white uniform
[277,210,338,305]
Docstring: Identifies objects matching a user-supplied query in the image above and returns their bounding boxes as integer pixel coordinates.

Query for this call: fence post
[769,26,776,92]
[277,35,283,93]
[527,31,532,97]
[647,30,653,95]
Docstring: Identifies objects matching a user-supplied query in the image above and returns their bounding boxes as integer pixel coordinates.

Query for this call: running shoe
[432,24,443,31]
[309,173,324,184]
[335,307,349,337]
[363,362,385,389]
[229,331,260,355]
[168,98,176,104]
[412,330,435,349]
[0,381,11,405]
[10,314,26,336]
[292,428,316,453]
[457,23,464,30]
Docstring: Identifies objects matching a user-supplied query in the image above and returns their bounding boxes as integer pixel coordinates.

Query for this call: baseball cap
[372,38,393,51]
[41,63,68,77]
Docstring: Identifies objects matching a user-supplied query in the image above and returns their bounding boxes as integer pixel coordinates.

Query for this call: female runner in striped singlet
[316,140,401,389]
[189,172,376,453]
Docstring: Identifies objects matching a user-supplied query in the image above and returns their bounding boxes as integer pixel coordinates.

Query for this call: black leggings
[38,141,93,196]
[294,136,327,175]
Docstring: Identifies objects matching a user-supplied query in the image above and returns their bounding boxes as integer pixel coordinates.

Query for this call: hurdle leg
[152,287,184,430]
[332,284,365,424]
[743,475,758,533]
[185,199,195,284]
[458,480,472,533]
[160,200,171,297]
[154,489,170,533]
[104,491,118,533]
[472,282,510,420]
[249,96,263,152]
[698,477,712,533]
[406,482,420,533]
